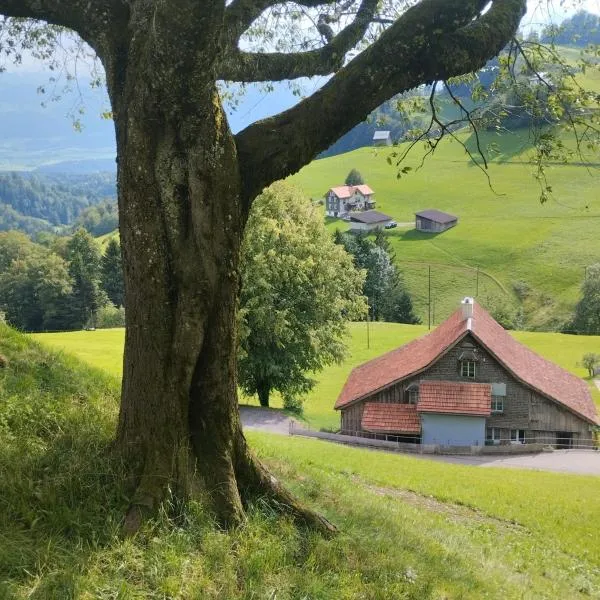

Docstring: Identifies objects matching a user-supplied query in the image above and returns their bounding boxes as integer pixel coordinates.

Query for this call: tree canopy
[345,168,365,186]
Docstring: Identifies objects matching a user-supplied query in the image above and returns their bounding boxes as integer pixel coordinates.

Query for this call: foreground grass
[2,324,599,598]
[32,322,600,430]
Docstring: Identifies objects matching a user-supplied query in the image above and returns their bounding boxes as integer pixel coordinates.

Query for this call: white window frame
[486,427,501,444]
[491,396,504,414]
[407,388,419,405]
[510,429,525,443]
[461,360,476,378]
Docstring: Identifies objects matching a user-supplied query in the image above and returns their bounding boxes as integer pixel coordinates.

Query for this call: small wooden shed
[349,210,393,232]
[415,210,458,233]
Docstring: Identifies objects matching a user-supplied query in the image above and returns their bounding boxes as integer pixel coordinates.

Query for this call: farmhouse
[325,184,375,217]
[335,298,599,448]
[372,130,392,146]
[415,209,458,233]
[348,210,394,232]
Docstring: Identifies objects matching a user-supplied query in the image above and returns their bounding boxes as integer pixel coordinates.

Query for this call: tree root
[234,434,337,536]
[119,431,336,537]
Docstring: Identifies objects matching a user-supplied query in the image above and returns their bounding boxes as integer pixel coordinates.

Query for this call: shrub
[344,168,364,186]
[95,304,125,329]
[283,396,304,415]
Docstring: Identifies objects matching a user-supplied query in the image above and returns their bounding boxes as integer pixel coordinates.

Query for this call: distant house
[325,184,375,218]
[335,298,599,448]
[348,210,393,232]
[415,210,458,233]
[372,130,392,146]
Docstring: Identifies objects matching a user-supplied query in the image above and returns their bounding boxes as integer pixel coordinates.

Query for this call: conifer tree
[101,238,125,308]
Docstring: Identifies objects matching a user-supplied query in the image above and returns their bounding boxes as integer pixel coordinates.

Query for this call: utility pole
[428,265,431,330]
[366,301,370,350]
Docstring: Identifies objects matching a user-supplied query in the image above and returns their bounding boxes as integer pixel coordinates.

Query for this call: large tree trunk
[102,7,333,534]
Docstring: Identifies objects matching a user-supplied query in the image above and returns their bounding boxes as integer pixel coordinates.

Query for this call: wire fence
[290,422,599,453]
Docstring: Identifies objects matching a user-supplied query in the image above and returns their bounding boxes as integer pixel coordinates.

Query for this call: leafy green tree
[0,251,72,331]
[571,264,600,334]
[101,238,125,308]
[0,0,527,529]
[238,182,366,408]
[344,168,365,186]
[581,352,600,378]
[65,228,106,328]
[76,201,119,236]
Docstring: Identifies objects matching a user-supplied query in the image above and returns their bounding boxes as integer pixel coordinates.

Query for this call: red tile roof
[335,302,599,426]
[417,381,491,416]
[329,185,374,199]
[335,309,466,409]
[361,403,421,434]
[354,184,375,196]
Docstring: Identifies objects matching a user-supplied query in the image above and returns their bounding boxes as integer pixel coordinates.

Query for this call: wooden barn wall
[340,332,593,442]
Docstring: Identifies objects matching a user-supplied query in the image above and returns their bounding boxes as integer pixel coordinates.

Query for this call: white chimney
[461,297,474,320]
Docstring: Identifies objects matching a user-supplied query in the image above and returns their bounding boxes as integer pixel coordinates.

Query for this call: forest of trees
[0,230,124,331]
[0,171,116,233]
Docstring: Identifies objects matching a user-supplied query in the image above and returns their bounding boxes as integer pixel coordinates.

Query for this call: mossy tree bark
[0,0,526,532]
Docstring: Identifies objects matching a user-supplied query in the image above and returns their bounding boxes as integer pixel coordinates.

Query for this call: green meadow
[32,321,600,430]
[286,127,600,329]
[1,323,599,598]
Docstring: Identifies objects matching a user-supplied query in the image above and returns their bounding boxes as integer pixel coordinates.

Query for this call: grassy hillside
[32,321,600,430]
[286,127,600,330]
[2,323,600,598]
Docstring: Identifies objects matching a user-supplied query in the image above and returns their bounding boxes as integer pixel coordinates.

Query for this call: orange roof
[335,302,599,426]
[354,184,374,196]
[361,403,421,434]
[329,184,374,198]
[417,381,491,416]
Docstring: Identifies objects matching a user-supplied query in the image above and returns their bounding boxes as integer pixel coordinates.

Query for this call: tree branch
[235,0,526,204]
[0,1,128,51]
[224,0,343,47]
[219,0,378,81]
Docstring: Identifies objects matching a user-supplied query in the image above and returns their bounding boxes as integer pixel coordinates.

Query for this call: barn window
[491,396,504,413]
[510,429,525,443]
[405,384,419,404]
[460,360,476,378]
[486,427,501,444]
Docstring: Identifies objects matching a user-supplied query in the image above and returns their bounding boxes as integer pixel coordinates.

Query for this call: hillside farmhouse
[335,298,599,448]
[415,209,458,233]
[325,184,375,218]
[372,130,392,146]
[348,210,394,232]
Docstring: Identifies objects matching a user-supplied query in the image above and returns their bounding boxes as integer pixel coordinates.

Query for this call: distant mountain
[540,11,600,46]
[0,73,305,171]
[0,72,116,171]
[35,158,117,174]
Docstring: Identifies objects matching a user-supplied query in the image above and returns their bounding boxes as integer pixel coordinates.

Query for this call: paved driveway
[427,450,600,476]
[240,405,296,435]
